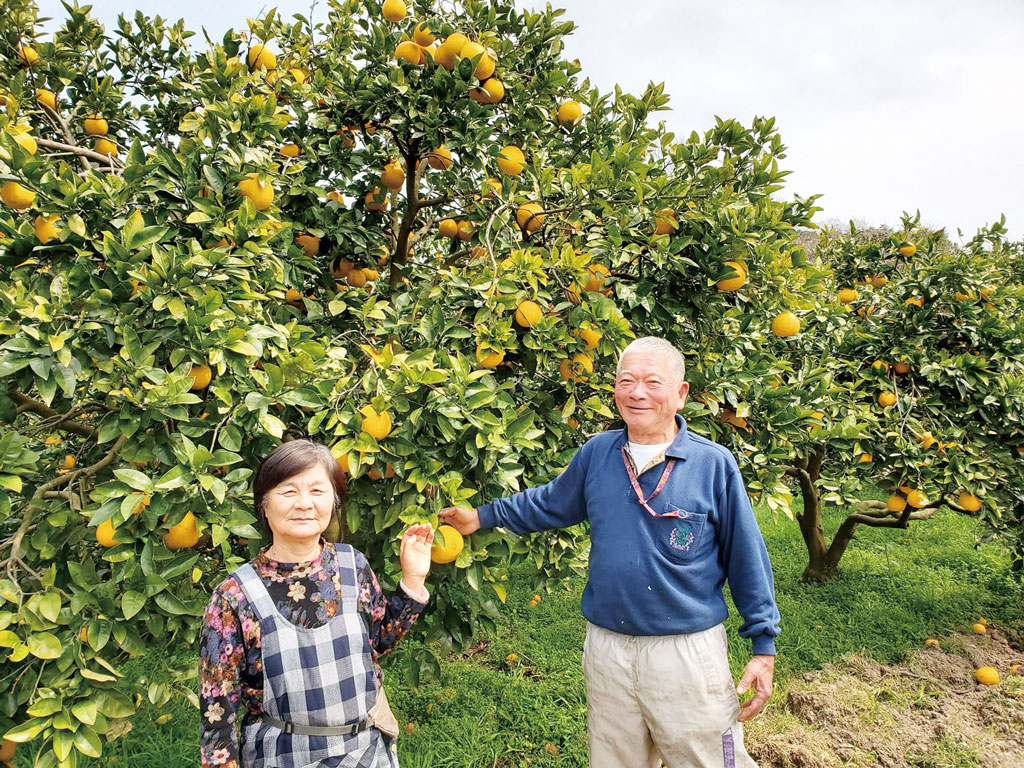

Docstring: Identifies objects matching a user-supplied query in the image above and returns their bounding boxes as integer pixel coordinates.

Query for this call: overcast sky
[36,0,1023,240]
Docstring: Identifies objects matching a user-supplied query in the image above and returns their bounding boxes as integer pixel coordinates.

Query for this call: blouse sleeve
[199,579,247,768]
[355,552,427,660]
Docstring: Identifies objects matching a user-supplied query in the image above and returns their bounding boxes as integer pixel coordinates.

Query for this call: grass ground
[14,503,1024,767]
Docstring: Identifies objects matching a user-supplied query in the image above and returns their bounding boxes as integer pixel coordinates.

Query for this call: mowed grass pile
[19,503,1023,767]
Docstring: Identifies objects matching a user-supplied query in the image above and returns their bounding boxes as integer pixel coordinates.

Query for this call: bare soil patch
[747,626,1024,767]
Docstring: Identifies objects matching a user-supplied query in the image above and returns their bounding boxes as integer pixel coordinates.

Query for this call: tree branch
[36,138,122,168]
[36,102,92,172]
[1,434,128,582]
[10,391,99,439]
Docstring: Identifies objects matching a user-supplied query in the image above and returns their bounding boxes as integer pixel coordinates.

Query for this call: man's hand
[736,654,774,722]
[439,506,481,535]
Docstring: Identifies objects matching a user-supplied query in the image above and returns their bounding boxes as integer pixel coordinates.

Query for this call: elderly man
[440,336,779,768]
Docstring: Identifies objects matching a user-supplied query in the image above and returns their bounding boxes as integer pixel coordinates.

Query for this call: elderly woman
[199,440,433,768]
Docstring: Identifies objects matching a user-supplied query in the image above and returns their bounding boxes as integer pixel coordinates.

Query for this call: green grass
[14,504,1023,767]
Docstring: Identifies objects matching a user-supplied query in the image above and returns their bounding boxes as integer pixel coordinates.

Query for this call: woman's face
[263,462,335,547]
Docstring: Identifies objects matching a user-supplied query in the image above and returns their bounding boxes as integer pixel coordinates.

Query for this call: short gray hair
[616,337,686,381]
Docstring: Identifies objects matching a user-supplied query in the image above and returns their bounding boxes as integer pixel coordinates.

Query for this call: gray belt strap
[261,714,369,736]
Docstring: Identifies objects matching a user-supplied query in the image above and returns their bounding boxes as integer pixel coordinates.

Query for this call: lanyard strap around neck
[621,445,675,516]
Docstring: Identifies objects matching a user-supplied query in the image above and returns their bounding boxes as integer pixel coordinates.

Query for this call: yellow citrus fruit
[288,68,308,83]
[583,263,610,292]
[878,392,897,408]
[362,268,380,282]
[457,221,475,241]
[326,190,344,203]
[439,218,459,238]
[12,130,37,155]
[188,363,212,390]
[330,258,355,278]
[557,100,583,125]
[365,187,388,212]
[296,232,319,258]
[34,214,61,243]
[857,453,872,464]
[894,361,911,375]
[347,269,368,288]
[164,511,200,550]
[285,288,305,307]
[1,181,35,210]
[336,452,351,474]
[577,328,602,351]
[17,45,40,66]
[560,354,594,382]
[772,312,800,338]
[838,288,859,304]
[62,454,76,470]
[395,40,424,65]
[381,160,405,191]
[477,78,505,104]
[906,489,927,508]
[959,493,982,512]
[514,300,543,328]
[975,666,999,685]
[279,142,301,157]
[427,145,453,170]
[247,44,277,71]
[886,495,907,513]
[237,173,274,210]
[382,0,407,22]
[653,208,678,235]
[0,737,15,762]
[458,42,494,79]
[96,518,119,547]
[84,114,108,136]
[924,638,940,647]
[871,275,888,288]
[476,344,504,368]
[434,33,468,70]
[94,138,117,156]
[973,622,987,634]
[497,145,525,176]
[413,22,435,46]
[516,202,545,234]
[905,296,924,308]
[1010,664,1020,676]
[871,360,890,373]
[35,88,56,110]
[898,243,917,258]
[430,525,464,564]
[717,261,746,292]
[360,405,393,440]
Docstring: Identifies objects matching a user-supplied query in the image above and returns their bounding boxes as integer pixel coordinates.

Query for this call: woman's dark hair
[253,440,347,529]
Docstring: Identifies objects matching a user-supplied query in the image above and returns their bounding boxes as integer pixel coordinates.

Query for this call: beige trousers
[583,622,759,768]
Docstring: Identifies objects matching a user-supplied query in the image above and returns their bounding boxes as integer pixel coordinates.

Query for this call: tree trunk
[791,447,836,582]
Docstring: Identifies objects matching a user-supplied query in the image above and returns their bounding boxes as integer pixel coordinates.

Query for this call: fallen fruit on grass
[972,622,987,634]
[975,666,999,685]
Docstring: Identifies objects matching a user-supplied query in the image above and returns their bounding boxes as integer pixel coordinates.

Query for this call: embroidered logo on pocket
[669,523,695,552]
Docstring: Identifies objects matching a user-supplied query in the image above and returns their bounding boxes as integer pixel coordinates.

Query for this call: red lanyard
[621,445,681,517]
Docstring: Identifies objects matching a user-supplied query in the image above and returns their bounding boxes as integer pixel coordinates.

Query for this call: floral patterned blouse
[199,541,427,768]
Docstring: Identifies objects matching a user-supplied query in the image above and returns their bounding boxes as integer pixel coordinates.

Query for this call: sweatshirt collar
[619,414,689,460]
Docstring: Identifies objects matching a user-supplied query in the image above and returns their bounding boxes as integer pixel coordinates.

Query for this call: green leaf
[26,697,62,717]
[3,716,51,742]
[96,690,135,719]
[73,725,102,758]
[113,468,154,491]
[38,592,60,623]
[121,591,146,620]
[71,698,97,727]
[28,632,62,659]
[491,582,507,603]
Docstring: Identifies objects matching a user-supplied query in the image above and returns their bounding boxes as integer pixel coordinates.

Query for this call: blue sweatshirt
[478,416,781,655]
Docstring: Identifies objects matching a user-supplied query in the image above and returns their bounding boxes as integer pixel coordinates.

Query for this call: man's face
[614,351,689,438]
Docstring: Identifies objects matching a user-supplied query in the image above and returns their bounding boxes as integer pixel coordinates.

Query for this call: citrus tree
[0,0,833,762]
[725,213,1024,581]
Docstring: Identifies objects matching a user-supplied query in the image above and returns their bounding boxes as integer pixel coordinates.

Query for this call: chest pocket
[653,504,708,563]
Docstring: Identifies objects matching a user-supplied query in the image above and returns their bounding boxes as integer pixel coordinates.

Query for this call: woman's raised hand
[398,524,434,595]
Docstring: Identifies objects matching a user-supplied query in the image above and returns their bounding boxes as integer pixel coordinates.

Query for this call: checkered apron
[235,544,396,768]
